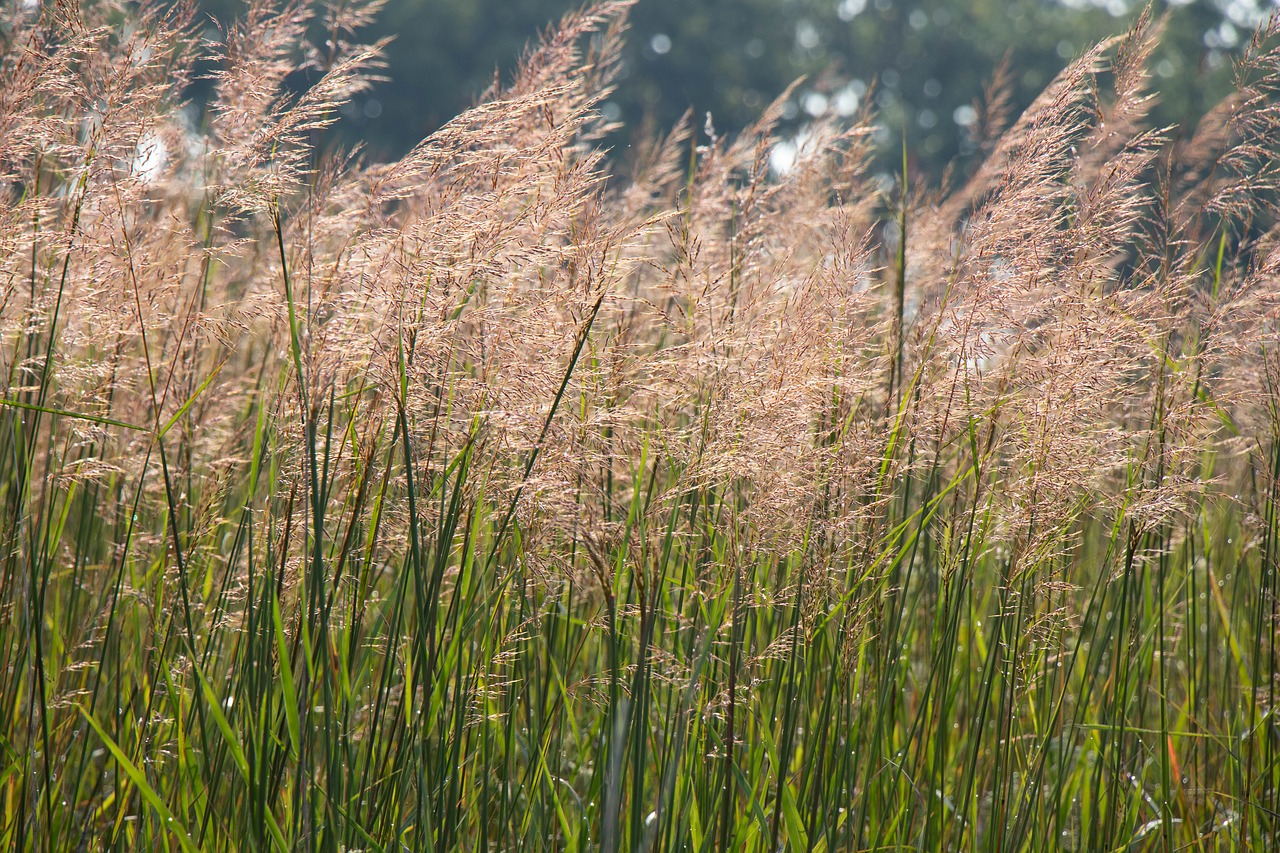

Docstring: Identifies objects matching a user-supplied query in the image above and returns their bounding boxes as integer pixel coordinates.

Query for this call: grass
[2,0,1280,850]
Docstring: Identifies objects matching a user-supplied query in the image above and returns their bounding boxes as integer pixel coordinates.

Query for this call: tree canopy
[196,0,1278,174]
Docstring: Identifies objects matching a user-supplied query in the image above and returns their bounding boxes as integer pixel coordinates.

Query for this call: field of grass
[3,1,1280,850]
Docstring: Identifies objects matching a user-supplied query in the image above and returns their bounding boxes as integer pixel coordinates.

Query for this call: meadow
[2,1,1280,850]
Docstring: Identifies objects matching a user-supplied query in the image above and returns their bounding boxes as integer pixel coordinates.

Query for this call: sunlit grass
[2,2,1279,851]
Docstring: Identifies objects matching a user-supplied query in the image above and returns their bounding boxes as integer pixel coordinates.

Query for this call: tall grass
[2,1,1280,850]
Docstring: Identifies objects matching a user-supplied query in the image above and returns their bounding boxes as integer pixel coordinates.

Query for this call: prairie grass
[3,1,1280,850]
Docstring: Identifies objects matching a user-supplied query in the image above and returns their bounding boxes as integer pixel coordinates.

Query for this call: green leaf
[78,706,201,853]
[0,397,145,432]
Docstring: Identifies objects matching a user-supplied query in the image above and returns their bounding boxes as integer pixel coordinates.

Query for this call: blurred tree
[807,0,1248,175]
[192,0,1276,175]
[360,0,805,156]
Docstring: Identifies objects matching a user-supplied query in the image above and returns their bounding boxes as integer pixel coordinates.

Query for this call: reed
[2,1,1279,849]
